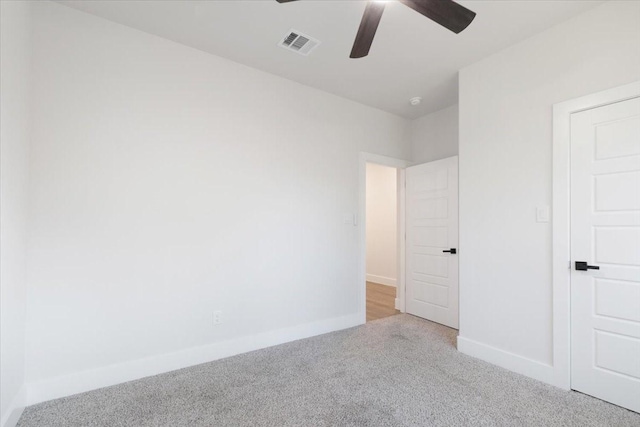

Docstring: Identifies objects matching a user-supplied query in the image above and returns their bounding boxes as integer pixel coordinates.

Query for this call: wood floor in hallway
[366,281,400,322]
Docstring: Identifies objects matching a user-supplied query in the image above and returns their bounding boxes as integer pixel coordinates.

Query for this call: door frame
[359,152,410,324]
[552,80,640,390]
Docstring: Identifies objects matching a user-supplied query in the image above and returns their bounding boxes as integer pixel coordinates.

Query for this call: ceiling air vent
[278,30,320,56]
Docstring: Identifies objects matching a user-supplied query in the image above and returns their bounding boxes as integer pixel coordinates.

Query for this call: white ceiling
[56,0,602,119]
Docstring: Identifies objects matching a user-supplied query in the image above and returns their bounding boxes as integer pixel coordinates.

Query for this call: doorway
[358,153,409,324]
[358,153,460,327]
[365,162,401,322]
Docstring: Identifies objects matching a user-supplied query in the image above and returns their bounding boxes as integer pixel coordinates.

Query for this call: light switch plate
[343,213,358,226]
[536,206,550,223]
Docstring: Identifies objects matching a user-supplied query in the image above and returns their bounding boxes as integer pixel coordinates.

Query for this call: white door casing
[406,156,459,328]
[570,96,640,412]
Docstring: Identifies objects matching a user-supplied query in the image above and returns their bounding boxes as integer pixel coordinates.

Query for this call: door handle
[443,248,457,254]
[575,261,599,271]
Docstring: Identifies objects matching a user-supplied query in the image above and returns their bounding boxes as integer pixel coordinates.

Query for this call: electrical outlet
[213,310,223,325]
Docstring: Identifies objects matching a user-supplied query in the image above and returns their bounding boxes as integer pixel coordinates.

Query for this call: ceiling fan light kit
[276,0,476,59]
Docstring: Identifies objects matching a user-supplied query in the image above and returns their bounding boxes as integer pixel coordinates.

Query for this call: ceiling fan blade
[398,0,475,34]
[275,0,299,3]
[350,1,386,59]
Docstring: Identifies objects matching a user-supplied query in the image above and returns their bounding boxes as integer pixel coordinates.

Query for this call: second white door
[406,156,459,328]
[570,96,640,412]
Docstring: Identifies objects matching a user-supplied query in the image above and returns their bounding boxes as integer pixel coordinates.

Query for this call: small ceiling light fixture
[409,97,422,106]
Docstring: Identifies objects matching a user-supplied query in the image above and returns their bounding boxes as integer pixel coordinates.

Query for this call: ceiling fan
[276,0,476,58]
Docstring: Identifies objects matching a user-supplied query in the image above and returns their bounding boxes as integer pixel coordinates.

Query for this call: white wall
[25,1,410,403]
[458,0,640,384]
[365,163,397,287]
[1,1,32,426]
[410,104,458,164]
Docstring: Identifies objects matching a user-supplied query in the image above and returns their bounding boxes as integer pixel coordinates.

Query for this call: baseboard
[1,386,26,427]
[27,313,363,406]
[457,336,565,389]
[366,274,396,287]
[395,298,400,310]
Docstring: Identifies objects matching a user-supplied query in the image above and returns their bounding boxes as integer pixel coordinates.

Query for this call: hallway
[366,281,400,322]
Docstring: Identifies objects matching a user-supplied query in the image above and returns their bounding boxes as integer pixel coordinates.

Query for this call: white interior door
[570,96,640,412]
[405,156,458,328]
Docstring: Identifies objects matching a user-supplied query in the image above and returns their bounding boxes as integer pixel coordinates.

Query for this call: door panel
[406,157,458,328]
[570,96,640,413]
